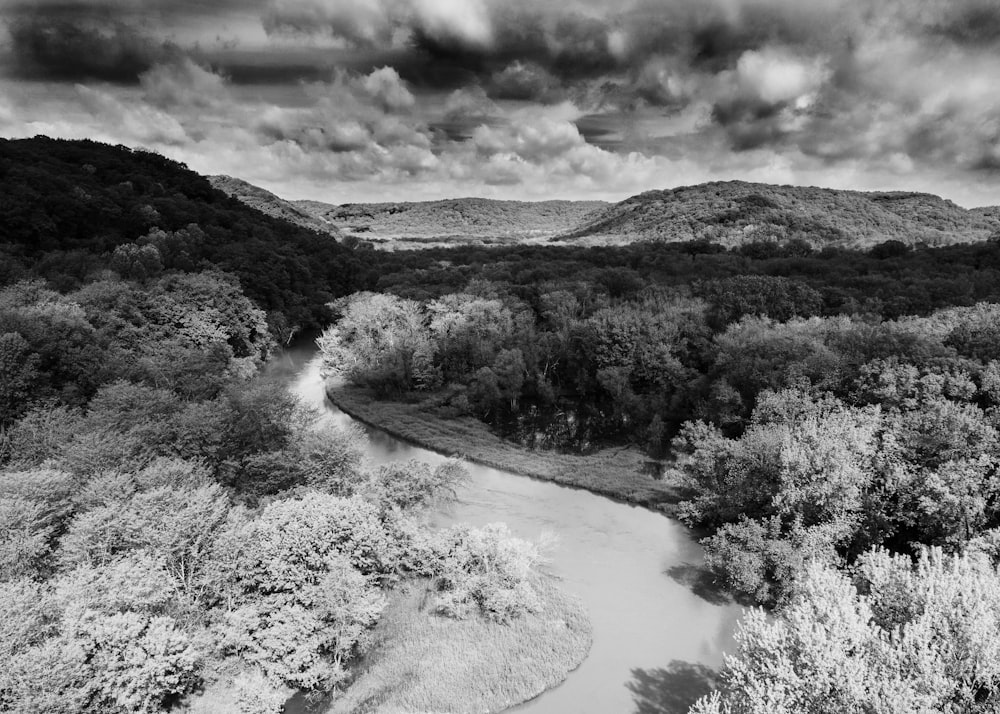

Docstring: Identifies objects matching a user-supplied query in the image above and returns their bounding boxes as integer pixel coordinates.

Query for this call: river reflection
[277,347,740,714]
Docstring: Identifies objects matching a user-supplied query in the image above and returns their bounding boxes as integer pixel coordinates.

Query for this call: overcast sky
[1,0,999,205]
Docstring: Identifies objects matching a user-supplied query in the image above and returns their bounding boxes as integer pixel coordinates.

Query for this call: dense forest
[0,137,367,339]
[8,137,1000,712]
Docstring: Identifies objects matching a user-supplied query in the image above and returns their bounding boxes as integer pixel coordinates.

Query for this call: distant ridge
[212,174,1000,250]
[561,181,1000,248]
[209,175,341,237]
[296,197,608,245]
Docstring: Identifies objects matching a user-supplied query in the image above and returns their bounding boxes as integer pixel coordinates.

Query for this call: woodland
[6,137,1000,712]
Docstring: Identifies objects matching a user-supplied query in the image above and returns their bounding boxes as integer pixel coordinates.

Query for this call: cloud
[140,58,230,108]
[443,85,498,119]
[733,47,829,106]
[262,0,395,47]
[412,0,491,47]
[5,17,172,82]
[358,66,415,111]
[708,48,830,150]
[262,0,492,49]
[4,0,1000,206]
[490,61,562,102]
[473,112,584,161]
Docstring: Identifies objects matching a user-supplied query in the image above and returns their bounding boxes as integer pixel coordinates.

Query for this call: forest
[6,137,1000,712]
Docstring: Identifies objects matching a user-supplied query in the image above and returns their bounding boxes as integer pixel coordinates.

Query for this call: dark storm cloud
[573,114,622,149]
[0,0,265,18]
[219,61,334,86]
[930,2,1000,45]
[0,0,272,81]
[972,152,1000,173]
[5,16,172,82]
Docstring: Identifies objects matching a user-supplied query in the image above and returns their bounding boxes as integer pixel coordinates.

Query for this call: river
[273,346,741,714]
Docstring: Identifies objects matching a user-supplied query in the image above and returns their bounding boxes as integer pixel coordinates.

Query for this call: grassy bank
[325,382,689,513]
[329,577,592,714]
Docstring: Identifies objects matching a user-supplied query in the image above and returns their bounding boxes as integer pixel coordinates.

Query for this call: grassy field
[328,577,592,714]
[325,382,689,514]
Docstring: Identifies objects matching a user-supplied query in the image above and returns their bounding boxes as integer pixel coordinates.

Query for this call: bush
[432,523,545,623]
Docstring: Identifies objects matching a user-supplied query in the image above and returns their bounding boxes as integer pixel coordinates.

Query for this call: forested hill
[562,181,1000,248]
[295,196,608,244]
[216,174,999,250]
[209,175,341,237]
[0,137,366,331]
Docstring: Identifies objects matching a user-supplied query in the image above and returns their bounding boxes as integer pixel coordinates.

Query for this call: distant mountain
[211,174,1000,250]
[561,181,1000,249]
[295,197,607,245]
[209,175,341,237]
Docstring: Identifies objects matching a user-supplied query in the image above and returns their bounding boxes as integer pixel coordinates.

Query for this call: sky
[1,0,999,206]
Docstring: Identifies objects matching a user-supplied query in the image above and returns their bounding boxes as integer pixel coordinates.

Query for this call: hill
[209,175,341,237]
[560,181,1000,249]
[295,197,607,246]
[0,137,365,330]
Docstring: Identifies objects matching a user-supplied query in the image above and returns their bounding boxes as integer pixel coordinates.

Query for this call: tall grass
[326,383,688,513]
[329,577,592,714]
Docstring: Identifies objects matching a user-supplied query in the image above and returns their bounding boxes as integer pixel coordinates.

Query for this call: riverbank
[329,577,592,714]
[325,382,689,514]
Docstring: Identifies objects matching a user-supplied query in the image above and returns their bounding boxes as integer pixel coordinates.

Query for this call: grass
[326,382,690,514]
[328,577,592,714]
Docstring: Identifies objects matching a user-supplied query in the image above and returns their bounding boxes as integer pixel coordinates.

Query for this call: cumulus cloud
[358,66,415,111]
[442,85,499,120]
[733,48,829,106]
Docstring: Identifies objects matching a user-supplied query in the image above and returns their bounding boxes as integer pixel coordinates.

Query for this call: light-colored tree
[433,523,545,623]
[0,496,53,580]
[211,494,389,691]
[364,458,467,510]
[319,292,429,392]
[690,548,1000,714]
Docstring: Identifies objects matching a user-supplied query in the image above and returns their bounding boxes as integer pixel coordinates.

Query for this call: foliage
[1,137,364,330]
[690,548,1000,714]
[432,523,546,623]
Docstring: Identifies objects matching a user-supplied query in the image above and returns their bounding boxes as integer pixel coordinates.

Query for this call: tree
[364,459,467,510]
[690,548,1000,714]
[110,243,163,281]
[318,292,429,393]
[492,348,526,410]
[210,494,388,691]
[676,389,885,603]
[696,275,823,327]
[427,293,515,380]
[0,497,54,581]
[0,332,44,425]
[677,389,882,529]
[433,523,545,624]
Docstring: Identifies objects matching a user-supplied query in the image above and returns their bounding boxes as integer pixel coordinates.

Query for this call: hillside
[218,176,1000,250]
[561,181,1000,249]
[209,175,341,237]
[0,137,364,330]
[296,197,607,246]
